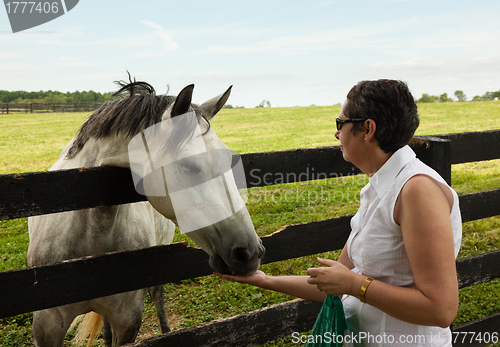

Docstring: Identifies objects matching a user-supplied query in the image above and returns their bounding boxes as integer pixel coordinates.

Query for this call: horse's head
[130,85,265,276]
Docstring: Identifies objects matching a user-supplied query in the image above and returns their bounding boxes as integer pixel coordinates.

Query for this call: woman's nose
[335,129,340,140]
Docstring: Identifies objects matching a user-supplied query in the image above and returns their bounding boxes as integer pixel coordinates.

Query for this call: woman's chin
[341,151,351,163]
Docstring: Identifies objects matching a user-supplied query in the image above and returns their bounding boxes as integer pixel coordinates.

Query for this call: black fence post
[410,136,452,185]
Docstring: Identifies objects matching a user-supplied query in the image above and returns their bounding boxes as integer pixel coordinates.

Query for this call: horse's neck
[51,135,131,170]
[48,136,131,237]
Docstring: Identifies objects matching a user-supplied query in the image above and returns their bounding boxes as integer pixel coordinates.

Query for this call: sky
[1,0,499,108]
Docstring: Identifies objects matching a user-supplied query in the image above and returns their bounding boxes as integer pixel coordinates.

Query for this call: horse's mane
[66,77,176,159]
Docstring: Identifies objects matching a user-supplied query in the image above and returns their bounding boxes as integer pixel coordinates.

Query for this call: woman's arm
[308,175,459,328]
[215,244,354,302]
[215,270,327,302]
[216,210,355,301]
[338,243,354,270]
[382,174,459,327]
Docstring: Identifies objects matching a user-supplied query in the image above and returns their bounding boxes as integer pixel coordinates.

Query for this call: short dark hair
[344,79,419,153]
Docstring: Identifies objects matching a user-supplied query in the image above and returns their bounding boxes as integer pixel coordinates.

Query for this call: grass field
[0,101,499,346]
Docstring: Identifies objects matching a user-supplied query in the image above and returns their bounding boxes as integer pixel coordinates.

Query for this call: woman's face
[335,100,364,164]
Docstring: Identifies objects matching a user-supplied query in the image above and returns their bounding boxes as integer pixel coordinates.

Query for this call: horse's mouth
[210,253,234,275]
[210,253,259,276]
[209,243,265,276]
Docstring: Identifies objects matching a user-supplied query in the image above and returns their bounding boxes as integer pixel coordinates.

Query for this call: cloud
[362,54,500,82]
[89,21,179,58]
[137,20,179,57]
[313,85,329,91]
[363,57,450,76]
[468,55,500,70]
[0,52,20,59]
[189,71,294,82]
[56,55,99,67]
[0,62,39,71]
[360,55,500,101]
[0,26,84,46]
[200,16,427,56]
[203,27,389,55]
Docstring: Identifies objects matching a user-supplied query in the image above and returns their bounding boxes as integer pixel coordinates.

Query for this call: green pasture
[0,101,499,346]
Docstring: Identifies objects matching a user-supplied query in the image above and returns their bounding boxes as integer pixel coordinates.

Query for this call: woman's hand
[214,270,268,287]
[215,269,328,301]
[307,258,362,297]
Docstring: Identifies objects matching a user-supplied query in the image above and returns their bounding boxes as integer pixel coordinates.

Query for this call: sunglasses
[336,118,366,130]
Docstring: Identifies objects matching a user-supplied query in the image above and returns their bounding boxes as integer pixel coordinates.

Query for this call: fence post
[6,103,8,115]
[410,136,452,185]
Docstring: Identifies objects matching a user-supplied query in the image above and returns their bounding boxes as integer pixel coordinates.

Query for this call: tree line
[0,90,114,104]
[1,88,499,106]
[418,89,500,103]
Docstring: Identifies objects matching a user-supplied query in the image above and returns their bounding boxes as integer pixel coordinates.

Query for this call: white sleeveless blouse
[343,145,462,347]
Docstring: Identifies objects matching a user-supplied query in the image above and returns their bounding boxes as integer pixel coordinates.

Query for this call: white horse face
[133,85,264,276]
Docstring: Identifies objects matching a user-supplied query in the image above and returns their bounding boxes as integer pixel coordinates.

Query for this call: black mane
[66,79,175,159]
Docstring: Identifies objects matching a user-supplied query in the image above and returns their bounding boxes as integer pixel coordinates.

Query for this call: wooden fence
[0,129,499,346]
[0,102,102,114]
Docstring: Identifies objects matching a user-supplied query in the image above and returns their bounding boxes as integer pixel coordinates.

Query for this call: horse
[27,78,266,347]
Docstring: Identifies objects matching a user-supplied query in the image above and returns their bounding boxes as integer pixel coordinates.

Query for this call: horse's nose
[231,245,265,263]
[231,246,252,262]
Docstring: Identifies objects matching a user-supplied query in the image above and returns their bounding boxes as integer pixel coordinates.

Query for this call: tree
[43,91,67,103]
[417,94,438,103]
[256,100,271,108]
[0,90,113,103]
[454,90,467,102]
[439,93,452,102]
[482,90,500,100]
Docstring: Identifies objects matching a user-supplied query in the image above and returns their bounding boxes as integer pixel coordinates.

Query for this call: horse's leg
[32,309,71,347]
[149,285,170,333]
[103,318,112,347]
[108,309,143,347]
[105,291,146,346]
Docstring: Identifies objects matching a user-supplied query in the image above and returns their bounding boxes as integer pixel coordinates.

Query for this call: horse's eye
[180,158,201,174]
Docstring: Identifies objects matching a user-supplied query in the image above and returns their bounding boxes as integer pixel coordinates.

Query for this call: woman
[216,79,462,346]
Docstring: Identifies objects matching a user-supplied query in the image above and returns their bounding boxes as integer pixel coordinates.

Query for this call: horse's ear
[199,85,232,120]
[171,84,194,118]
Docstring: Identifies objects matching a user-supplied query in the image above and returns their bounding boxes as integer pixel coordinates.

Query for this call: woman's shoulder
[399,174,455,219]
[401,174,443,196]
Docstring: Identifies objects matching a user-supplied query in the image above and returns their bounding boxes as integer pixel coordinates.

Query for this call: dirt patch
[136,311,183,341]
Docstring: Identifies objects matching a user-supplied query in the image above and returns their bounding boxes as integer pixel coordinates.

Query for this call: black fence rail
[0,129,499,346]
[0,102,102,114]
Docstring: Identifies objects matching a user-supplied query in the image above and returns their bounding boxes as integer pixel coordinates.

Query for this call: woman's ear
[364,119,376,142]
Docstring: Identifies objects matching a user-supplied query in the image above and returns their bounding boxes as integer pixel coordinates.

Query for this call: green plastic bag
[305,295,347,347]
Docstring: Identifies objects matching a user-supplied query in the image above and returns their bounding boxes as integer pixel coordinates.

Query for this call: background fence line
[0,102,103,114]
[2,131,499,221]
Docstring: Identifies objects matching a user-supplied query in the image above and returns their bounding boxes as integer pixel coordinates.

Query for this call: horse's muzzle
[211,243,266,276]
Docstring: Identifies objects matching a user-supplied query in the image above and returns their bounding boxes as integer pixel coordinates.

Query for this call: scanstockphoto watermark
[247,167,368,188]
[128,111,248,234]
[247,185,361,206]
[3,0,79,33]
[246,168,369,205]
[291,331,450,345]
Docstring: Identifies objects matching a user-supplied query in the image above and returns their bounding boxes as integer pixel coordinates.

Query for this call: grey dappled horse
[27,79,265,347]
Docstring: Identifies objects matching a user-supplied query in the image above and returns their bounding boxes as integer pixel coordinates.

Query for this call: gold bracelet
[359,277,374,304]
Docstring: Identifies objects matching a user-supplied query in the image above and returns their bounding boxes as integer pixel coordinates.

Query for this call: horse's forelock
[66,81,176,159]
[161,110,202,155]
